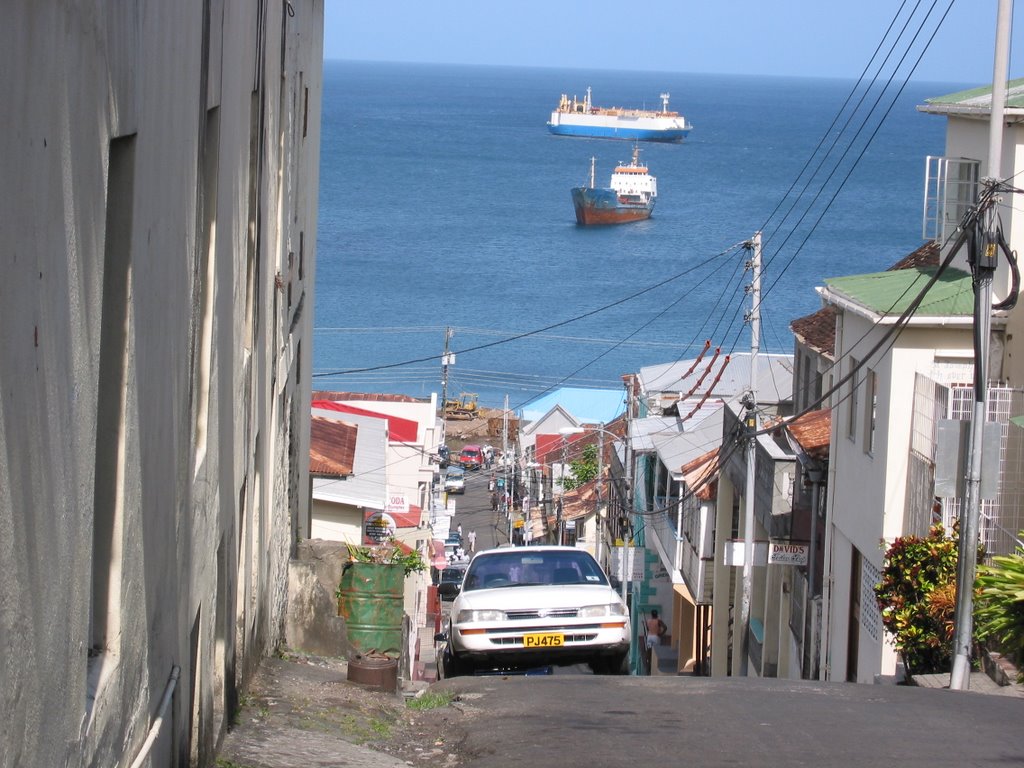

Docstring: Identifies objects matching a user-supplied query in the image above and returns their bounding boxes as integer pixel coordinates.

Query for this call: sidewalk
[217,612,449,767]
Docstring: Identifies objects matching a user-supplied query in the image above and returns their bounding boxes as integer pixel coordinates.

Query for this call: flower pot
[337,562,404,659]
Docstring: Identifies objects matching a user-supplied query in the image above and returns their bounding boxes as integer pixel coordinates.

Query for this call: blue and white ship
[548,87,692,143]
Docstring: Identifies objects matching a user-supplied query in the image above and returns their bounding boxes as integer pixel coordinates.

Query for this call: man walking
[467,530,477,552]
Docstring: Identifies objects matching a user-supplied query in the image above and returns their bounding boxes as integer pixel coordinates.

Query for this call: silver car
[443,466,466,494]
[441,546,630,676]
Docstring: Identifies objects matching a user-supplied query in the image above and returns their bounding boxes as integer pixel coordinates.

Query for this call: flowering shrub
[874,524,959,674]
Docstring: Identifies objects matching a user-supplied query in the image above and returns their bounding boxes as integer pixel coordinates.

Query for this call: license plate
[523,633,564,648]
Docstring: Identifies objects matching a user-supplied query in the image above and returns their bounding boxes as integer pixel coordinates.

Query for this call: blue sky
[324,1,1023,85]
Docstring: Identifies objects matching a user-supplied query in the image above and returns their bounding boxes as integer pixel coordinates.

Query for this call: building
[0,2,323,765]
[817,80,1024,684]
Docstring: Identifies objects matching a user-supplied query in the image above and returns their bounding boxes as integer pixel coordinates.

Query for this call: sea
[314,60,970,411]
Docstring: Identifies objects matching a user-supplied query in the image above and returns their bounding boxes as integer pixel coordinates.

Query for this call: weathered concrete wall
[0,2,322,765]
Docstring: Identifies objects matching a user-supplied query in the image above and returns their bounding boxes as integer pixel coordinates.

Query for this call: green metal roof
[824,266,974,317]
[921,78,1024,112]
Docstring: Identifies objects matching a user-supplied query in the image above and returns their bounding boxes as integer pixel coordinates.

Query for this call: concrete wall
[0,2,322,765]
[941,115,1024,383]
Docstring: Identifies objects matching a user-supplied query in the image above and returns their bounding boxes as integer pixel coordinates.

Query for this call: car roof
[461,444,482,451]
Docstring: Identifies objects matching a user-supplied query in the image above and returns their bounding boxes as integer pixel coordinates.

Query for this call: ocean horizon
[314,60,968,411]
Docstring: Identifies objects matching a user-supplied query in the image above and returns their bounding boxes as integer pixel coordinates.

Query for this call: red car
[458,444,485,471]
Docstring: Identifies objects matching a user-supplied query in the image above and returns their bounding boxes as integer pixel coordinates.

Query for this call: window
[864,370,877,455]
[847,358,860,441]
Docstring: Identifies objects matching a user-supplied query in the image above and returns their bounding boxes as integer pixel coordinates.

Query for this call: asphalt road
[448,462,511,554]
[432,674,1024,767]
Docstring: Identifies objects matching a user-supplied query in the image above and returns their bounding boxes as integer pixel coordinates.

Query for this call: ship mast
[589,156,595,188]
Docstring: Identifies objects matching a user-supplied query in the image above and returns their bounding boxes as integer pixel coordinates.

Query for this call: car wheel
[441,645,471,678]
[591,653,629,675]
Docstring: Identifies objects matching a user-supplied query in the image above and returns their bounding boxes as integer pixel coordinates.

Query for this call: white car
[441,546,630,676]
[443,466,466,494]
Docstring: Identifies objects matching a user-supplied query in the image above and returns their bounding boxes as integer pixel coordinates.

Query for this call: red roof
[309,416,356,476]
[786,408,832,460]
[363,506,424,529]
[312,400,419,443]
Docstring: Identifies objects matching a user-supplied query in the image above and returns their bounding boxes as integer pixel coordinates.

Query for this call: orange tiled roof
[790,306,837,357]
[786,408,832,460]
[887,241,938,271]
[309,416,356,476]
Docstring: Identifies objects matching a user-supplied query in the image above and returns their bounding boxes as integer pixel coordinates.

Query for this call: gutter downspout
[129,664,181,768]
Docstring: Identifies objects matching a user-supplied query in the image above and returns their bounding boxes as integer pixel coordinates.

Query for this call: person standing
[467,529,477,552]
[645,610,667,649]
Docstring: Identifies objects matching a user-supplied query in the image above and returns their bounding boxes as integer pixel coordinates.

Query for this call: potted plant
[335,538,426,660]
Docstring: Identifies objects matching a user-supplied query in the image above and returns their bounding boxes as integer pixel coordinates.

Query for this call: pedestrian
[490,491,498,512]
[467,530,477,552]
[457,523,463,538]
[645,609,668,649]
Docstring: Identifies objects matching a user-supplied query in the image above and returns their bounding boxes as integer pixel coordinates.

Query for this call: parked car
[438,565,468,601]
[458,444,485,471]
[440,546,630,676]
[443,466,466,494]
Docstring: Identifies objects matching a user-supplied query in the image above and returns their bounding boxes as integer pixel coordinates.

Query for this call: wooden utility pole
[739,231,761,677]
[440,326,453,410]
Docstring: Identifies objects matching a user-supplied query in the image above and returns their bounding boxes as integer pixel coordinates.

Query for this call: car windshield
[441,568,465,583]
[462,550,609,592]
[447,467,464,476]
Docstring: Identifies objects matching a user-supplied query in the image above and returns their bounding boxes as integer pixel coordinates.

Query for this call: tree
[874,524,960,675]
[562,444,598,491]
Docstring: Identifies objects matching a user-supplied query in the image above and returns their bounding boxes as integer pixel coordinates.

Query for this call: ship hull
[571,187,654,226]
[549,113,690,143]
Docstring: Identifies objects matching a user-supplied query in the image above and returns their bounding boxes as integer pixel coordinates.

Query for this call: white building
[819,80,1024,683]
[0,2,323,765]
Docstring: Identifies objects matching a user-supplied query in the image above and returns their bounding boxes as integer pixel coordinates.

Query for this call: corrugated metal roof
[919,78,1024,115]
[311,407,388,508]
[309,416,356,476]
[638,352,793,405]
[518,387,626,425]
[629,408,724,475]
[822,266,974,317]
[312,390,425,404]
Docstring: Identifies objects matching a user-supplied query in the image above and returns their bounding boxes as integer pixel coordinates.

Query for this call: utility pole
[739,231,761,677]
[950,0,1010,691]
[596,429,605,565]
[440,327,453,410]
[503,394,512,544]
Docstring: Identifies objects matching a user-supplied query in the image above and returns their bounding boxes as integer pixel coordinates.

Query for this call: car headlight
[578,603,627,619]
[456,609,506,623]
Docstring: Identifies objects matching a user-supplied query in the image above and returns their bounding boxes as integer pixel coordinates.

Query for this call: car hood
[454,583,623,611]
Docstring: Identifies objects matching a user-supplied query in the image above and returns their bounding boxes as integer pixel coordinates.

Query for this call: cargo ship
[548,87,691,142]
[571,147,657,226]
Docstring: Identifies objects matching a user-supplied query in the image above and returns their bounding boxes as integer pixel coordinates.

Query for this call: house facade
[1,2,322,765]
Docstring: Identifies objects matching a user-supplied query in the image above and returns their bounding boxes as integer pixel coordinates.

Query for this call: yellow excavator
[443,392,479,420]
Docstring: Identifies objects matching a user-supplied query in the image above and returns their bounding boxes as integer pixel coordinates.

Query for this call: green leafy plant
[406,690,454,710]
[974,535,1024,683]
[874,524,960,675]
[342,538,426,576]
[562,444,598,491]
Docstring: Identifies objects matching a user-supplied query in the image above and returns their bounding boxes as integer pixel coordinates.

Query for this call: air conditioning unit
[923,156,980,246]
